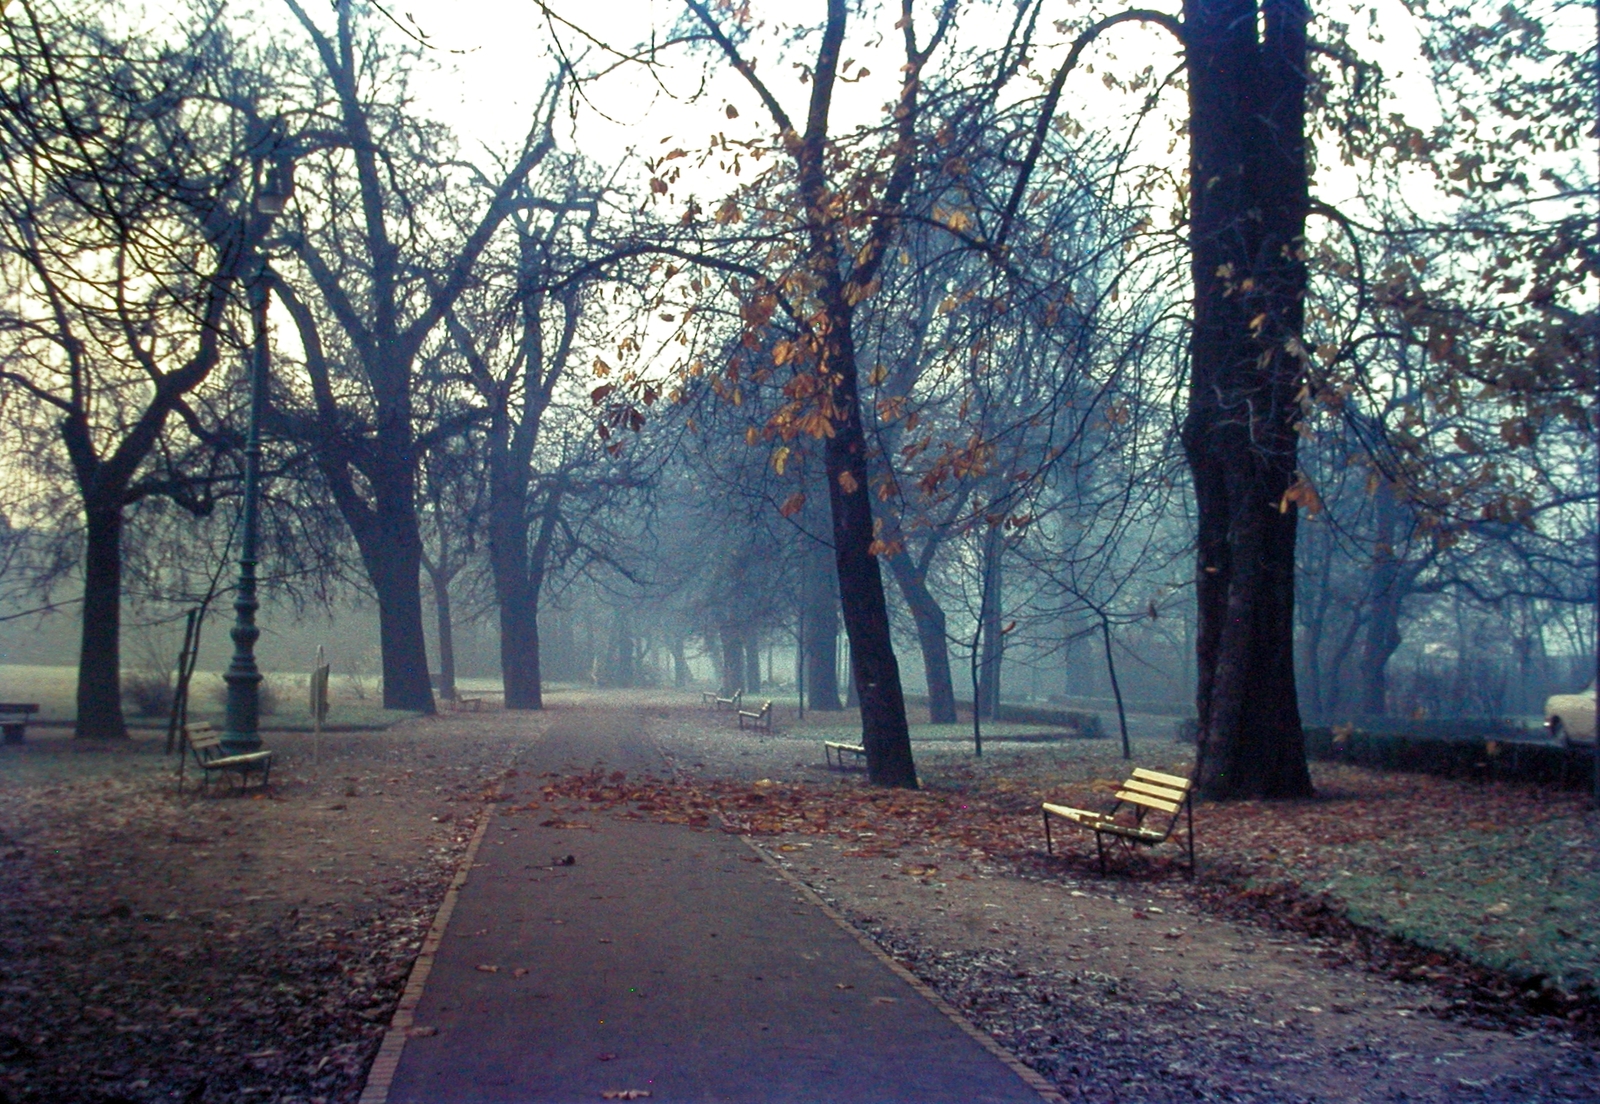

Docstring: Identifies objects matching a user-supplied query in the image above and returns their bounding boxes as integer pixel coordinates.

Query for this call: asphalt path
[379,705,1049,1104]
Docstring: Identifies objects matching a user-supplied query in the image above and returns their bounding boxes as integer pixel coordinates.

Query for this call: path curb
[358,801,496,1104]
[742,837,1069,1104]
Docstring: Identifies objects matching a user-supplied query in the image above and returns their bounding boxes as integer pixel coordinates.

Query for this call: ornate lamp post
[220,152,293,756]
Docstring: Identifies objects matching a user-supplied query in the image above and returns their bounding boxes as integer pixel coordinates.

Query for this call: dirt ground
[649,702,1599,1103]
[0,691,1595,1104]
[0,710,543,1104]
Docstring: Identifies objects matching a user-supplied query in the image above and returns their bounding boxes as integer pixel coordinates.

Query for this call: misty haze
[0,1,1594,1102]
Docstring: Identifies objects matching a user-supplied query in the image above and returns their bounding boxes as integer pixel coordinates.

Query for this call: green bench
[0,703,39,744]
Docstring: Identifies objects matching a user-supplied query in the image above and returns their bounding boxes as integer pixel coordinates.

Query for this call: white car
[1544,681,1596,747]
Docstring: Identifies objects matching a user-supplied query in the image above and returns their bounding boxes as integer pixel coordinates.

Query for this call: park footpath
[358,707,1060,1104]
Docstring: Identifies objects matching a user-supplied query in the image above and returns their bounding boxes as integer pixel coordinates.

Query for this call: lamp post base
[221,667,264,755]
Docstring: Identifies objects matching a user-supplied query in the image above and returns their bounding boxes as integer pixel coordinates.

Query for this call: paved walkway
[372,706,1051,1103]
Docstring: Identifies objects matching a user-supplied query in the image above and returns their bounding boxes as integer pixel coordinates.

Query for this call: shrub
[121,672,174,718]
[208,674,280,716]
[1063,710,1105,740]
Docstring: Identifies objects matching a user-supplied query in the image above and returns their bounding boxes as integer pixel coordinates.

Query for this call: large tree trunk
[343,436,435,715]
[425,563,457,702]
[495,583,543,708]
[489,499,551,709]
[1357,479,1404,717]
[803,553,843,710]
[721,629,745,694]
[977,524,1005,720]
[744,629,762,694]
[1181,0,1314,799]
[822,317,917,788]
[886,551,957,723]
[75,499,127,739]
[1297,519,1336,720]
[672,637,690,688]
[771,0,914,788]
[363,537,434,713]
[604,611,637,687]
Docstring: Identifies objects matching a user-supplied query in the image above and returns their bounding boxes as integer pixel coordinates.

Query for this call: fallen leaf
[600,1091,651,1100]
[513,968,529,978]
[476,964,500,974]
[597,1053,618,1062]
[871,996,898,1005]
[406,1026,438,1038]
[835,983,853,990]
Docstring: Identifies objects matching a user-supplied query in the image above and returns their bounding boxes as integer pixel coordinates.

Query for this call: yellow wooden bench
[737,700,773,733]
[824,740,866,769]
[180,724,274,795]
[702,688,743,711]
[1042,767,1195,876]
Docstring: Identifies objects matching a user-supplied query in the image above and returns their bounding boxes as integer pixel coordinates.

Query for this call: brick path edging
[742,837,1069,1104]
[357,802,496,1104]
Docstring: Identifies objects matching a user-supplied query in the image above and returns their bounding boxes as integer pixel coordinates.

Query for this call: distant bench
[0,703,39,744]
[737,700,773,733]
[701,688,743,712]
[824,740,866,769]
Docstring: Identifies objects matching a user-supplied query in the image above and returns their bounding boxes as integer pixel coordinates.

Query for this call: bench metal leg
[1043,810,1053,856]
[1185,796,1195,878]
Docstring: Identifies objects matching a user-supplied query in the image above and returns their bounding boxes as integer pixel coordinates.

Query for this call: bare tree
[271,0,563,712]
[0,1,271,737]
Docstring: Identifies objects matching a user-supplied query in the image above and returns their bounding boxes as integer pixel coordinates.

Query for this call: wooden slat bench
[737,700,773,733]
[824,740,866,769]
[0,703,40,744]
[181,724,273,794]
[703,689,743,712]
[1042,767,1195,877]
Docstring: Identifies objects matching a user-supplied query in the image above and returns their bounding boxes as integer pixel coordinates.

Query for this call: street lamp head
[256,157,294,216]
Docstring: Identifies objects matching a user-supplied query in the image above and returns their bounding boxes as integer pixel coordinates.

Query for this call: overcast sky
[333,0,1458,214]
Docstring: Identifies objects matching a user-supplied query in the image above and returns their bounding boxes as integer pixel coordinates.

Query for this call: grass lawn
[0,664,420,731]
[803,720,1094,744]
[916,734,1600,998]
[675,701,1599,1002]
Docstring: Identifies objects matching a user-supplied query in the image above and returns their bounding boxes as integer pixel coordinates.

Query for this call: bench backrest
[1114,768,1192,816]
[186,726,221,756]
